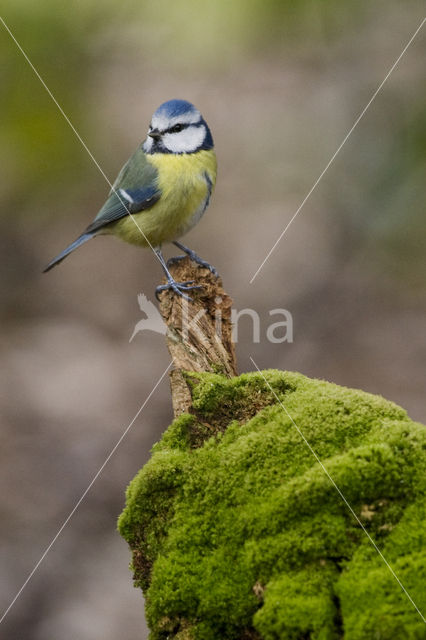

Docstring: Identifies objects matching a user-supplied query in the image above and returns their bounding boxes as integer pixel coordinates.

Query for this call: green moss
[253,567,340,640]
[184,369,293,434]
[118,370,426,639]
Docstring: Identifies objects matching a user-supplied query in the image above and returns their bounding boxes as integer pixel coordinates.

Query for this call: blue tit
[44,99,218,300]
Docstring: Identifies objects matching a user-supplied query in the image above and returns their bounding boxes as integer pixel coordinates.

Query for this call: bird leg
[154,247,202,302]
[166,241,218,277]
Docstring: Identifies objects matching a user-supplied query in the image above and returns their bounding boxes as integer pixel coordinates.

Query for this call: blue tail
[43,232,93,272]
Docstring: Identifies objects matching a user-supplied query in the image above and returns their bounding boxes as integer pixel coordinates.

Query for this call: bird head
[142,99,214,155]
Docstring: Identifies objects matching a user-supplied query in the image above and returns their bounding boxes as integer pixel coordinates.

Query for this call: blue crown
[155,99,198,119]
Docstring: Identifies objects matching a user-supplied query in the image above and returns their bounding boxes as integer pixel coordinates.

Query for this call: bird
[43,99,218,300]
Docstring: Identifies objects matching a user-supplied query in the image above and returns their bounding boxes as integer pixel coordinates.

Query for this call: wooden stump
[157,257,236,417]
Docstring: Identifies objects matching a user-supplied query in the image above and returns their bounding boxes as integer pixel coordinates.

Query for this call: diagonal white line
[249,356,426,623]
[0,359,173,625]
[0,16,163,267]
[249,17,426,284]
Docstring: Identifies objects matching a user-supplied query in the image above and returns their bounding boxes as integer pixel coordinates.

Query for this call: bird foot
[155,279,202,302]
[168,250,218,276]
[166,255,187,268]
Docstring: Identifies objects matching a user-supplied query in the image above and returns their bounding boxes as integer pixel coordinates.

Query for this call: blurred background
[1,1,425,638]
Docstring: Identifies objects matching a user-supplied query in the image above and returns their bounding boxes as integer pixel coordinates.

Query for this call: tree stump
[157,257,237,417]
[119,259,426,640]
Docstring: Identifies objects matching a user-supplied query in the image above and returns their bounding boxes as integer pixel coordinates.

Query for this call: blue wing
[43,146,160,272]
[85,185,160,234]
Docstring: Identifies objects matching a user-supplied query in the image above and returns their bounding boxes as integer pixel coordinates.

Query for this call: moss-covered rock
[118,370,426,639]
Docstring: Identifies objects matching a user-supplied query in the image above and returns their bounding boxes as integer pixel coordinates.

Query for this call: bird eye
[170,123,183,133]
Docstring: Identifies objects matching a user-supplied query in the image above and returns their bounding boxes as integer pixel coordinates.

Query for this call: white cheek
[163,126,205,153]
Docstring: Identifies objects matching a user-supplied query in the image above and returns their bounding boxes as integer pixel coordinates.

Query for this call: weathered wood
[158,257,236,416]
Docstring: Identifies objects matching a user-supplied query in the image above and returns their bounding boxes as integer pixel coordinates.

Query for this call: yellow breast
[112,150,217,248]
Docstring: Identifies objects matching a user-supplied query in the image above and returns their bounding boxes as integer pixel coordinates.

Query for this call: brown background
[1,2,425,638]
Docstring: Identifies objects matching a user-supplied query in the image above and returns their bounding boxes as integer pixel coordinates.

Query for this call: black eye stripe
[150,122,204,135]
[165,123,190,134]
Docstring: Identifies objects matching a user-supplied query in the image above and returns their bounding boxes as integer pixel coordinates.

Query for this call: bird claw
[169,245,219,277]
[155,280,203,302]
[196,262,218,276]
[186,250,219,276]
[166,255,186,268]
